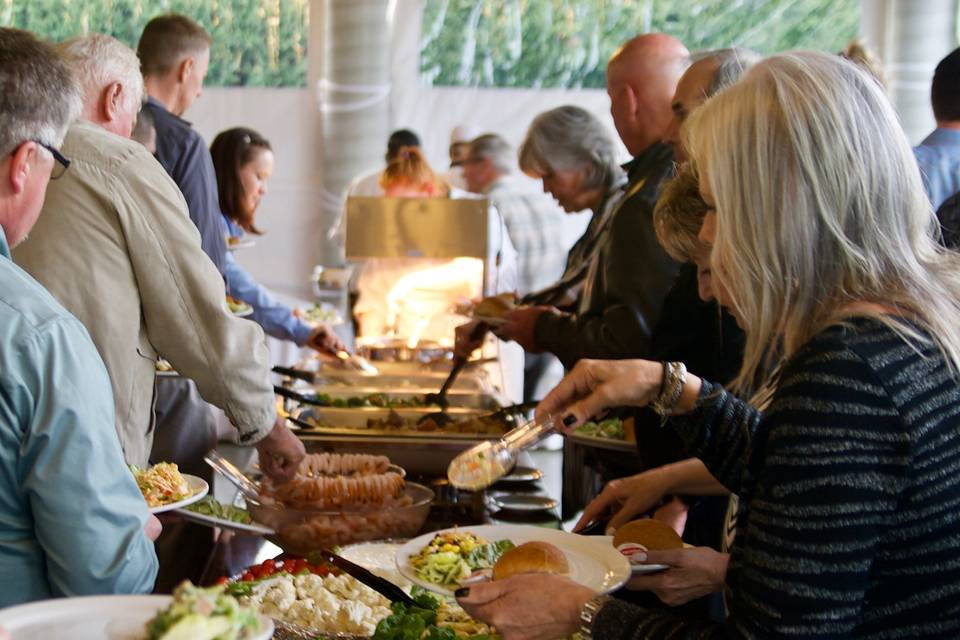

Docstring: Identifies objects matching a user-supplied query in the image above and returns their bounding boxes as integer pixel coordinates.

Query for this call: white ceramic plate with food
[227,237,257,251]
[567,432,636,453]
[175,503,274,536]
[148,474,208,514]
[0,594,273,640]
[397,524,630,597]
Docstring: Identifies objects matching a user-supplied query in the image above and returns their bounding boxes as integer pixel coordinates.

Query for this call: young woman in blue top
[210,127,344,355]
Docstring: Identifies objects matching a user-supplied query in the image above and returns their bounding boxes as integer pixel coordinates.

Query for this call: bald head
[606,33,689,156]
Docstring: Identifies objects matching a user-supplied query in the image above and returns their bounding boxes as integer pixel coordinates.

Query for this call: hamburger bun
[612,519,684,551]
[474,294,515,320]
[492,541,569,581]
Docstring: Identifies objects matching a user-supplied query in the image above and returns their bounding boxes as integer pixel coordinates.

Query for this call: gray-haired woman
[455,105,626,355]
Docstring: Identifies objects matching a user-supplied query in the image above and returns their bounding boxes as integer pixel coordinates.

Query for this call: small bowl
[248,482,433,556]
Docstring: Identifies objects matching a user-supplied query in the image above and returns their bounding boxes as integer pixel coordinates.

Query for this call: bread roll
[612,519,684,550]
[474,294,515,319]
[492,541,569,580]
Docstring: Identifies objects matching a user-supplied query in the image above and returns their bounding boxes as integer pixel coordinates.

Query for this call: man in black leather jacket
[498,34,689,368]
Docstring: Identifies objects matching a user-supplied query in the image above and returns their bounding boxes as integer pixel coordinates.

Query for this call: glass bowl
[247,482,434,556]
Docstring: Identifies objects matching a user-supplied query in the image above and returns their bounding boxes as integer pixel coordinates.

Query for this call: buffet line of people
[1,10,959,640]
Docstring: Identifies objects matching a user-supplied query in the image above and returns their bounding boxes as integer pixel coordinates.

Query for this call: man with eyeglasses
[0,27,158,606]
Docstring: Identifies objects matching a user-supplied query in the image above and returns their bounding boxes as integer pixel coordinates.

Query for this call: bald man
[506,34,689,367]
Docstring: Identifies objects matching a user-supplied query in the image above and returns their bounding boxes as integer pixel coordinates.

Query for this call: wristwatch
[578,594,612,638]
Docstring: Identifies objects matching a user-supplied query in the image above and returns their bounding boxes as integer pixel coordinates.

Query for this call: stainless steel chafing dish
[277,359,496,392]
[286,405,518,476]
[355,337,454,364]
[285,384,501,410]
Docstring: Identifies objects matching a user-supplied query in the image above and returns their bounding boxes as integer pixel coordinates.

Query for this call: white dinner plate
[147,474,208,514]
[175,503,274,536]
[227,237,257,251]
[0,594,273,640]
[396,524,630,596]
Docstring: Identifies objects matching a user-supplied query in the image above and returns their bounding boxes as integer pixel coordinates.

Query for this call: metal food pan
[297,371,490,392]
[289,405,488,429]
[288,384,500,409]
[296,433,493,477]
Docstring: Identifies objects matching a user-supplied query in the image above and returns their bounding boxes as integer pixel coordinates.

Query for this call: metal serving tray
[287,406,508,476]
[296,433,497,477]
[279,360,495,392]
[287,384,500,409]
[288,405,488,429]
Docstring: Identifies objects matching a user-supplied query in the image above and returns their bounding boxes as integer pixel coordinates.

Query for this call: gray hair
[518,106,623,191]
[57,34,144,115]
[468,134,514,174]
[0,28,81,156]
[708,48,761,96]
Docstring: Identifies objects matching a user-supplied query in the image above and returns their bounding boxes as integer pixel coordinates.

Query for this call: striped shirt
[595,317,960,638]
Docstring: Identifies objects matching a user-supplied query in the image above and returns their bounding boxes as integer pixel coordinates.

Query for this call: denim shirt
[914,127,960,210]
[0,227,157,606]
[223,217,314,345]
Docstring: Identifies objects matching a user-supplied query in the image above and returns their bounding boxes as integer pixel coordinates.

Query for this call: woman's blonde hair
[380,146,449,195]
[685,51,960,394]
[653,162,708,262]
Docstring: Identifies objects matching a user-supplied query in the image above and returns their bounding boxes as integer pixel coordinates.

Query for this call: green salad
[574,418,624,440]
[146,581,260,640]
[372,589,497,640]
[409,531,515,586]
[185,496,253,524]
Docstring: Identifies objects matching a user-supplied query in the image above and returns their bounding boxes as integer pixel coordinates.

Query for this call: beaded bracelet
[650,361,687,420]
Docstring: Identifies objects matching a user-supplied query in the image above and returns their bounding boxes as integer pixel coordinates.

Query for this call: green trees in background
[1,0,309,87]
[2,0,860,89]
[420,0,861,88]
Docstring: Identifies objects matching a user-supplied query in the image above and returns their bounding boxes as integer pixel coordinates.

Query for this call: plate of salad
[568,418,636,452]
[372,588,497,640]
[130,462,208,514]
[177,496,275,536]
[397,524,631,596]
[0,581,271,640]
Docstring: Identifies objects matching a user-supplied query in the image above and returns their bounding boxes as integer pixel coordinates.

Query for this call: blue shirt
[0,227,157,606]
[223,218,314,346]
[146,96,228,275]
[913,127,960,210]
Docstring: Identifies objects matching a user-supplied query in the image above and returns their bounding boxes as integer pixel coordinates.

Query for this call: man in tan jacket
[13,34,304,480]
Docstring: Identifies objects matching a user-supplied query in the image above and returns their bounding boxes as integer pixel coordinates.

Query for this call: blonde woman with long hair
[454,51,960,639]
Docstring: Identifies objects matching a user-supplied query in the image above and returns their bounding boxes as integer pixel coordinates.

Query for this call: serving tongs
[307,548,417,607]
[204,450,260,500]
[419,323,489,427]
[272,365,323,384]
[336,350,379,375]
[274,385,327,408]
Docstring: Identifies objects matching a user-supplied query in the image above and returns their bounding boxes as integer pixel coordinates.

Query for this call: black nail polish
[454,587,470,598]
[562,414,577,427]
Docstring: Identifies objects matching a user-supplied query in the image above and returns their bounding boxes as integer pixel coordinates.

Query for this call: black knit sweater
[594,317,960,638]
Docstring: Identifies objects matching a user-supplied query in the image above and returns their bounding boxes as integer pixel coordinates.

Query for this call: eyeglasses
[35,141,70,180]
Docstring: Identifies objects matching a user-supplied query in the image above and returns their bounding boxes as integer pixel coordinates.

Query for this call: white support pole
[862,0,959,144]
[310,0,394,264]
